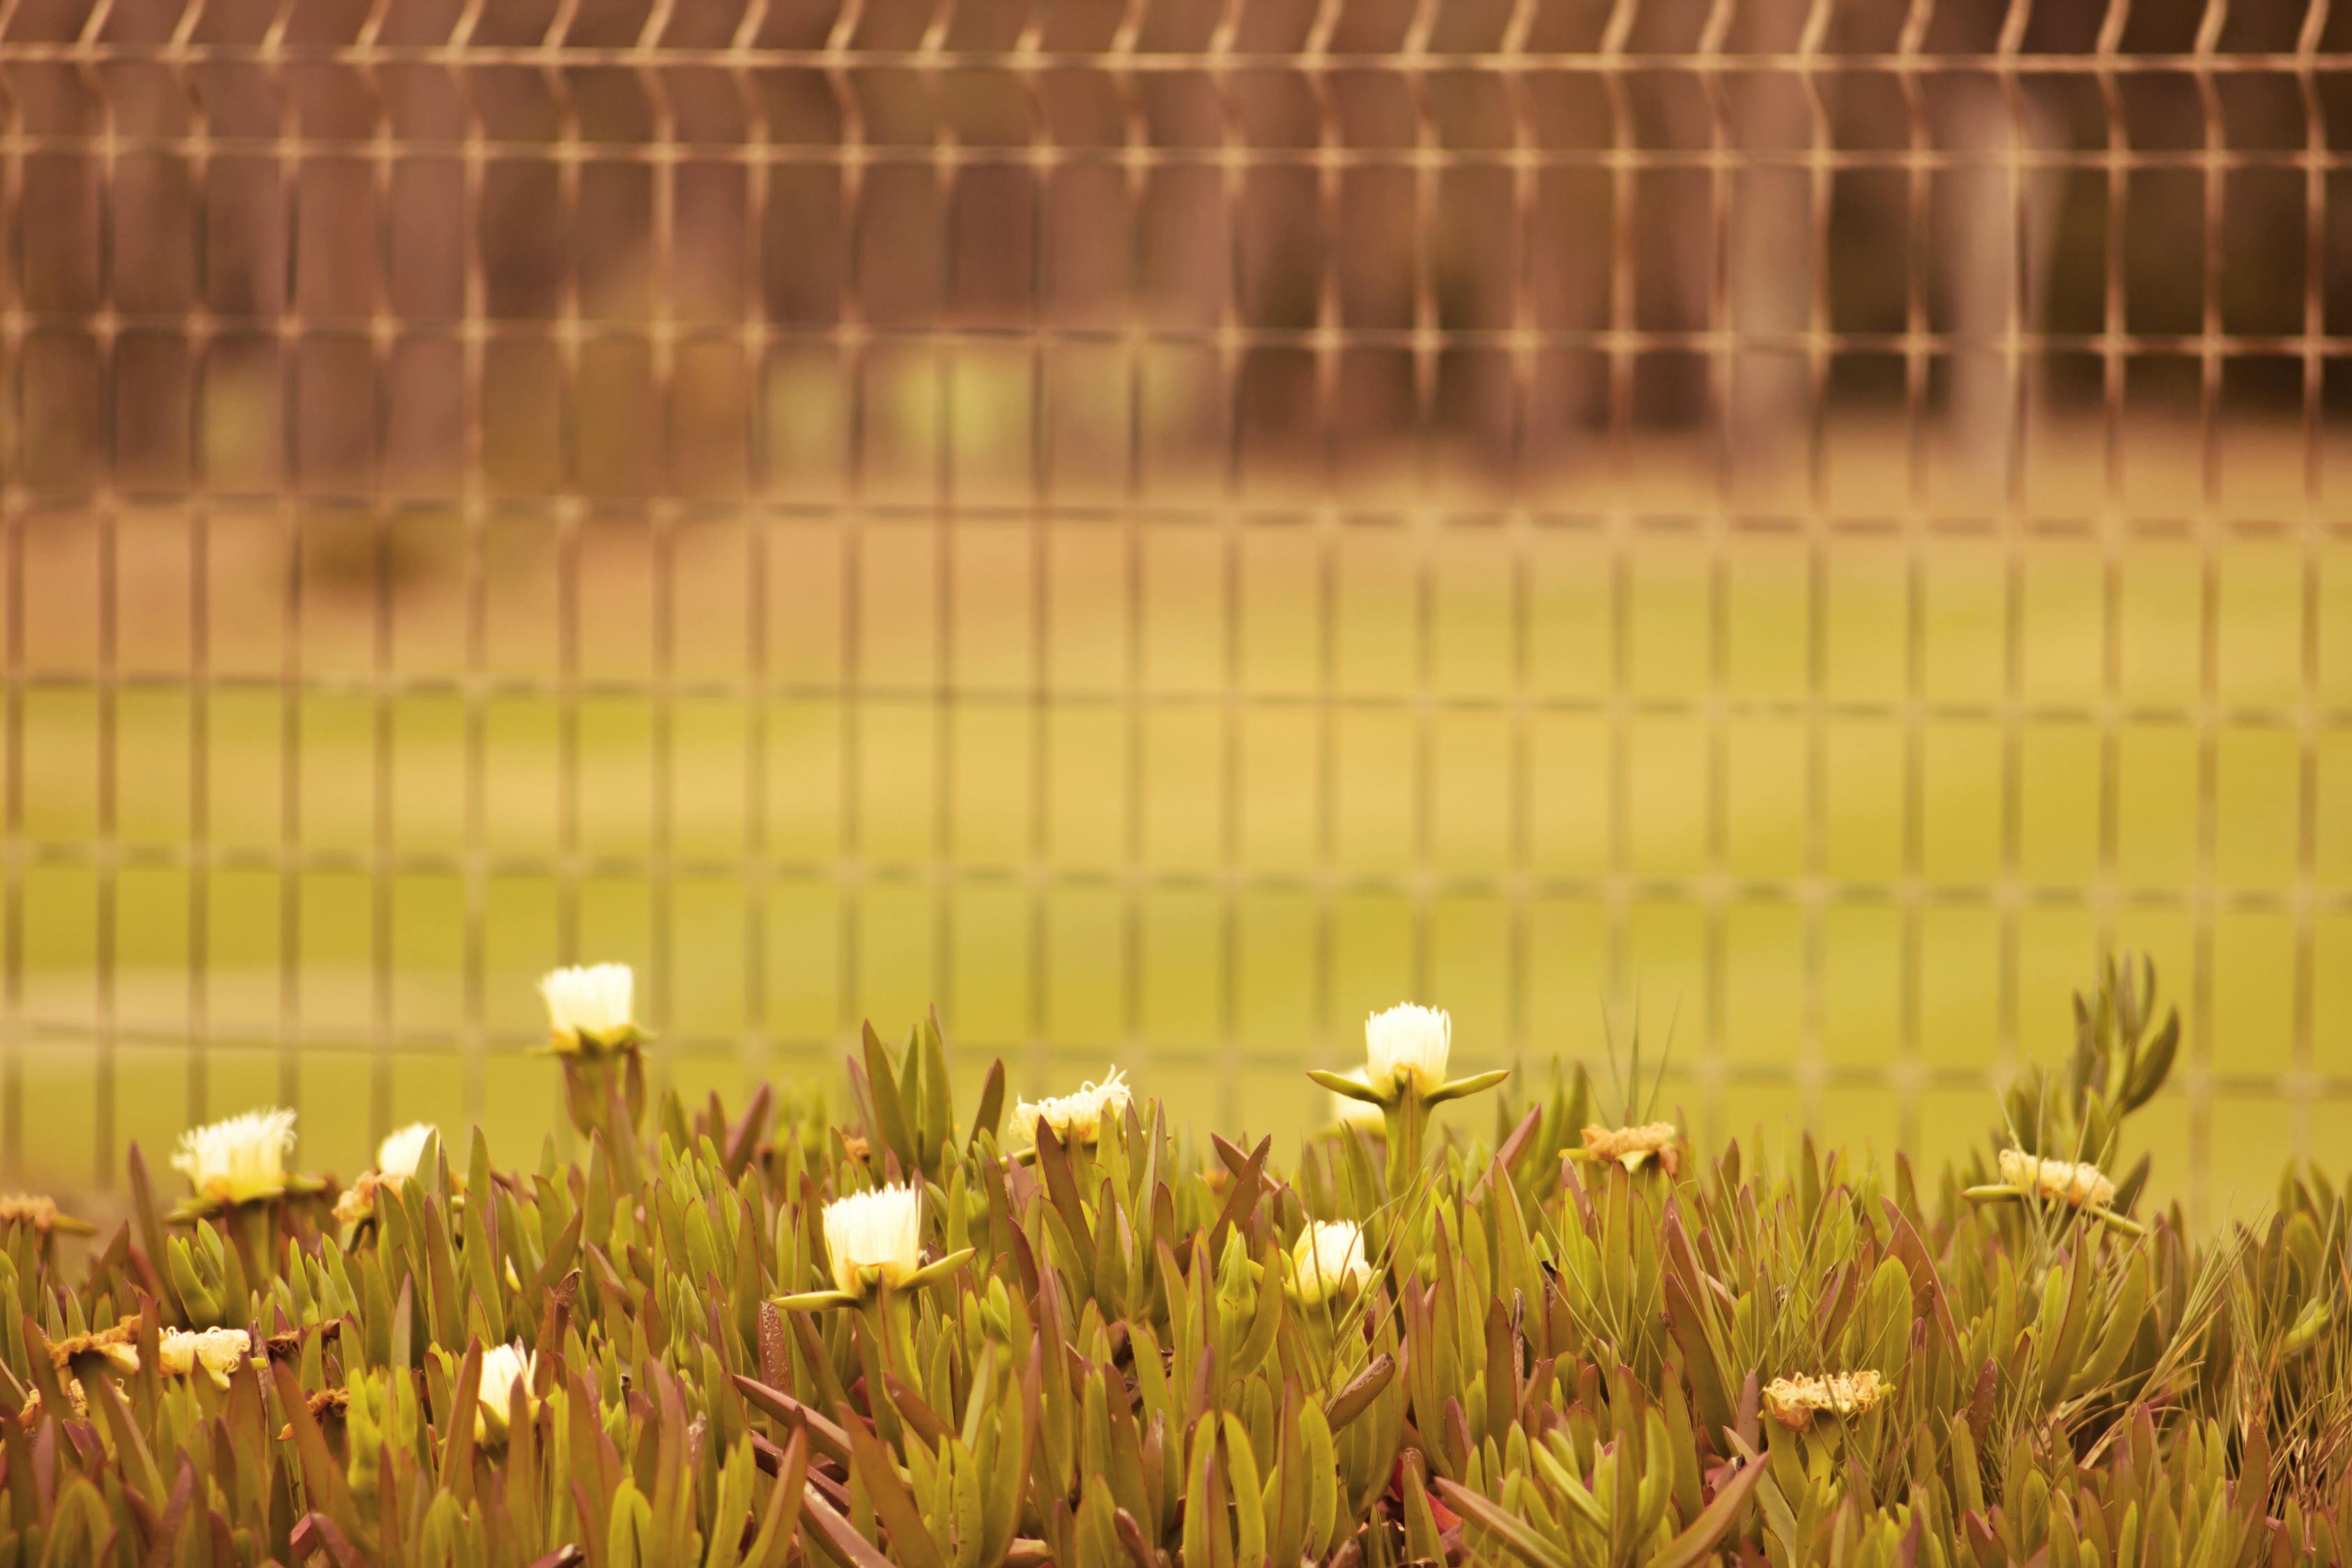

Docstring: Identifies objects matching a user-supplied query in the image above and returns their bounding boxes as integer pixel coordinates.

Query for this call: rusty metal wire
[3,0,2349,1223]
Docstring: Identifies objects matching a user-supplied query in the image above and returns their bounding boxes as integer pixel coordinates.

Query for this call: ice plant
[1289,1220,1371,1305]
[778,1183,971,1312]
[472,1342,537,1443]
[1309,1002,1508,1199]
[18,1379,87,1423]
[0,1194,93,1266]
[167,1107,320,1219]
[539,962,650,1168]
[1365,1004,1452,1096]
[0,949,2305,1568]
[1576,1119,1680,1174]
[1997,1147,2116,1208]
[376,1121,439,1181]
[1326,1069,1385,1131]
[1011,1066,1132,1148]
[537,962,640,1054]
[1967,1145,2142,1234]
[335,1122,442,1224]
[1763,1371,1889,1431]
[824,1184,923,1293]
[157,1327,251,1386]
[48,1318,141,1378]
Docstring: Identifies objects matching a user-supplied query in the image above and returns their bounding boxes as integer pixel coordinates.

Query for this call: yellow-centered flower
[170,1108,298,1206]
[1763,1371,1887,1431]
[1365,1004,1452,1097]
[822,1184,925,1295]
[537,963,637,1051]
[1013,1068,1133,1146]
[1998,1148,2117,1210]
[1289,1220,1371,1305]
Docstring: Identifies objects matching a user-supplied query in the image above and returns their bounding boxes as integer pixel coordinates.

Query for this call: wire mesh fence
[5,0,2351,1222]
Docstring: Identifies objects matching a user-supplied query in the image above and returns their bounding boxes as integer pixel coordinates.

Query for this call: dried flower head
[1581,1121,1680,1175]
[158,1327,251,1385]
[1997,1148,2117,1210]
[278,1388,351,1440]
[170,1108,298,1207]
[1012,1068,1133,1147]
[822,1185,925,1296]
[1763,1371,1888,1431]
[1365,1004,1452,1098]
[537,963,638,1052]
[1289,1220,1372,1306]
[20,1379,88,1424]
[332,1173,384,1227]
[0,1194,61,1231]
[49,1316,141,1377]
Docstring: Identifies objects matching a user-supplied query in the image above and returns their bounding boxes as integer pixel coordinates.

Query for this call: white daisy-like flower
[1365,1004,1452,1098]
[822,1185,925,1296]
[537,963,636,1050]
[1326,1069,1387,1130]
[158,1327,251,1385]
[474,1342,537,1441]
[1289,1220,1372,1306]
[1012,1067,1133,1147]
[376,1123,439,1182]
[1998,1148,2116,1210]
[170,1108,298,1206]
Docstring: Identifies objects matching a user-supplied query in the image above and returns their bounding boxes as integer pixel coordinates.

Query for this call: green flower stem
[1382,1089,1427,1204]
[853,1284,920,1441]
[226,1198,275,1286]
[560,1050,645,1190]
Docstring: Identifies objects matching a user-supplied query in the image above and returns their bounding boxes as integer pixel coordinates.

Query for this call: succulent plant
[0,954,2342,1566]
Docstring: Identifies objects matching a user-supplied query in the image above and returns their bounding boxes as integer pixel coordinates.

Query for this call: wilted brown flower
[0,1195,61,1230]
[1581,1121,1680,1175]
[1764,1371,1888,1431]
[49,1316,141,1376]
[1997,1148,2116,1210]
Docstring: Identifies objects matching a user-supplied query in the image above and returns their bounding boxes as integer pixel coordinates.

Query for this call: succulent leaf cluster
[0,960,2344,1566]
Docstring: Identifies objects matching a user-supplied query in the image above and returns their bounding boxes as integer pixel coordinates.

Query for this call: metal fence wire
[5,0,2351,1224]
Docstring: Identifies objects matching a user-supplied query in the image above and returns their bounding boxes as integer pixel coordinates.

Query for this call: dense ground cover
[0,954,2344,1566]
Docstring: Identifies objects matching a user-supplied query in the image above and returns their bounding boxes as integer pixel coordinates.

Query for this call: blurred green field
[9,410,2352,1223]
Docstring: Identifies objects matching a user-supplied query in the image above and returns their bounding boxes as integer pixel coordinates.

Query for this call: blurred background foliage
[6,0,2352,1219]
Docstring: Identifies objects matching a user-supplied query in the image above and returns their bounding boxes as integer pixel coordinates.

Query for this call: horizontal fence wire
[5,0,2351,1228]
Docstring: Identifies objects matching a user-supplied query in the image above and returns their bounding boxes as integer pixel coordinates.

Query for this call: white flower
[823,1185,925,1295]
[1998,1148,2116,1210]
[170,1108,298,1206]
[1289,1220,1371,1305]
[475,1342,537,1440]
[1327,1069,1387,1130]
[377,1123,440,1181]
[1365,1004,1452,1098]
[158,1327,251,1385]
[537,963,636,1050]
[1012,1068,1133,1147]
